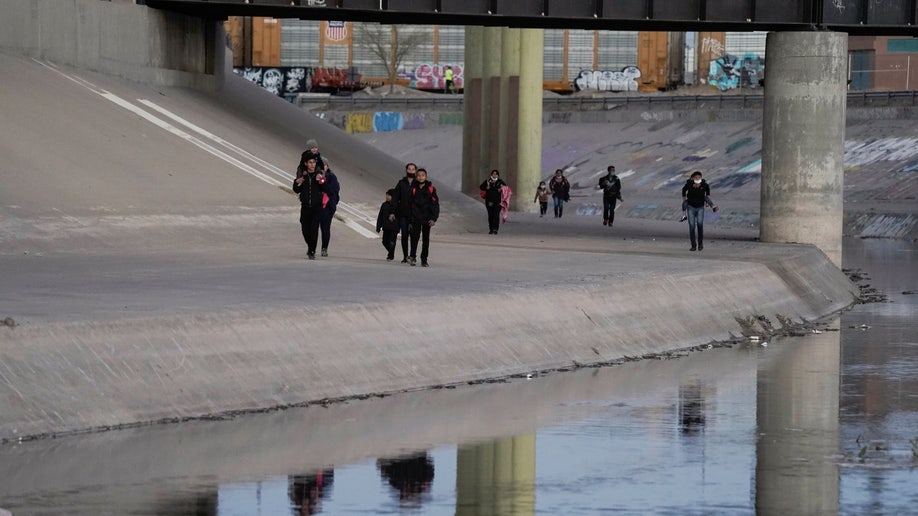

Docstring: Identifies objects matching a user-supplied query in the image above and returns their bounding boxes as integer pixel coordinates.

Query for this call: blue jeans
[552,195,565,217]
[686,205,704,247]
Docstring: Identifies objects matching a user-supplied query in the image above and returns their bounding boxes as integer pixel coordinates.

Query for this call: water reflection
[456,436,536,516]
[377,453,434,508]
[289,471,334,515]
[755,323,841,515]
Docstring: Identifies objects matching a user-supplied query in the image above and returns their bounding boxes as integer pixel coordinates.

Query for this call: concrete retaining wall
[0,245,856,442]
[0,0,221,89]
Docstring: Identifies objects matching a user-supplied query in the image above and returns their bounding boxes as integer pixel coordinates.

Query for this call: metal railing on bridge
[291,90,918,110]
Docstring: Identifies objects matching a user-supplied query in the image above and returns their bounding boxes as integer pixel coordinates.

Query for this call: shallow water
[0,238,915,515]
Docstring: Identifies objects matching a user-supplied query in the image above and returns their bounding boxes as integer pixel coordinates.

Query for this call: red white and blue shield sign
[326,21,347,42]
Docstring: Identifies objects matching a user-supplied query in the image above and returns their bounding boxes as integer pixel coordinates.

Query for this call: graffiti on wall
[845,137,918,168]
[397,63,464,91]
[234,67,361,96]
[708,53,764,91]
[574,66,642,92]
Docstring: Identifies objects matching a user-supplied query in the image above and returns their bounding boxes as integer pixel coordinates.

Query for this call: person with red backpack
[408,168,439,267]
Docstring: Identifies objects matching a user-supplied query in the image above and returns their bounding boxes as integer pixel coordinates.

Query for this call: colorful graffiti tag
[397,63,464,91]
[574,66,642,92]
[707,54,764,91]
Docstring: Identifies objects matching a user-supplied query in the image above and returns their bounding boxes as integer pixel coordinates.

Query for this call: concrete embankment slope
[0,235,856,442]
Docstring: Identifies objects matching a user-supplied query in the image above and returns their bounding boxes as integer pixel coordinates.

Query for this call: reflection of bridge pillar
[456,435,536,515]
[462,26,484,197]
[756,324,840,514]
[761,32,847,266]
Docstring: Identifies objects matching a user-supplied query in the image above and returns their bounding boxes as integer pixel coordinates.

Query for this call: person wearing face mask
[549,169,571,218]
[479,169,507,234]
[681,170,718,251]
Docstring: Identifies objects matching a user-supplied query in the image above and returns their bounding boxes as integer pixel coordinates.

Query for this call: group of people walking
[376,163,440,267]
[293,140,718,262]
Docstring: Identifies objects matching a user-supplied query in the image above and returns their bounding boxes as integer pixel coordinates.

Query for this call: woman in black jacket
[292,156,328,259]
[479,169,507,234]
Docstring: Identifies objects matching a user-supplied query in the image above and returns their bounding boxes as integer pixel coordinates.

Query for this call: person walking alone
[681,170,714,251]
[549,169,570,218]
[479,169,507,234]
[598,165,623,227]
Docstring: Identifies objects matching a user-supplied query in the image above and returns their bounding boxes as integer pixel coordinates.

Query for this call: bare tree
[356,23,427,93]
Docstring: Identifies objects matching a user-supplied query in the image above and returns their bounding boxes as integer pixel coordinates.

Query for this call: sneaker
[698,244,703,251]
[307,253,316,260]
[679,215,687,222]
[603,219,608,226]
[401,257,408,264]
[409,257,417,266]
[690,246,696,252]
[321,248,328,257]
[421,261,429,267]
[386,256,394,261]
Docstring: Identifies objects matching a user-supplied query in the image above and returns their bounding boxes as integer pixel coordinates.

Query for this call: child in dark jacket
[376,189,400,261]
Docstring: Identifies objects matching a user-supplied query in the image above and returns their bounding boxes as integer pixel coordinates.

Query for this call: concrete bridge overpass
[143,0,918,35]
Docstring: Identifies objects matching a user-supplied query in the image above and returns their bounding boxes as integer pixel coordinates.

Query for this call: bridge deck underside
[143,0,917,35]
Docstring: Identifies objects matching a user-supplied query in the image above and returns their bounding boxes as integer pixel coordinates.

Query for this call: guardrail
[293,90,918,110]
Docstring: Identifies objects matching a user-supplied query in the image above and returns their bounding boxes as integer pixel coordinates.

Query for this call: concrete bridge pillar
[462,27,543,211]
[761,32,847,266]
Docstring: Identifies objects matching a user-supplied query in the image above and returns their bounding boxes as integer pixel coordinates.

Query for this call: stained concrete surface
[0,50,873,442]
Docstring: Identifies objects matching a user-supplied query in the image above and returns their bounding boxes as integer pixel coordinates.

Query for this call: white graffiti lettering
[701,37,725,57]
[832,0,846,12]
[574,66,641,92]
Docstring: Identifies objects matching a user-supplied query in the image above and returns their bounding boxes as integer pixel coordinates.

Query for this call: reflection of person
[533,181,549,217]
[376,189,399,261]
[597,165,623,227]
[408,168,439,267]
[479,169,507,234]
[289,470,334,516]
[293,156,328,260]
[391,163,417,263]
[377,453,435,507]
[444,65,454,94]
[549,169,570,218]
[681,170,714,251]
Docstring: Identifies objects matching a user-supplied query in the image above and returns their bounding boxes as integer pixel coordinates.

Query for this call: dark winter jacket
[376,201,399,233]
[599,173,622,200]
[682,179,711,208]
[392,176,416,218]
[479,177,507,204]
[292,171,327,209]
[322,170,340,212]
[410,180,440,224]
[550,176,570,200]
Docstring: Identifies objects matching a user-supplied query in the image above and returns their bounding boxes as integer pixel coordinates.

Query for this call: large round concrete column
[761,32,847,266]
[499,28,521,188]
[515,29,544,212]
[480,27,503,184]
[462,26,484,196]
